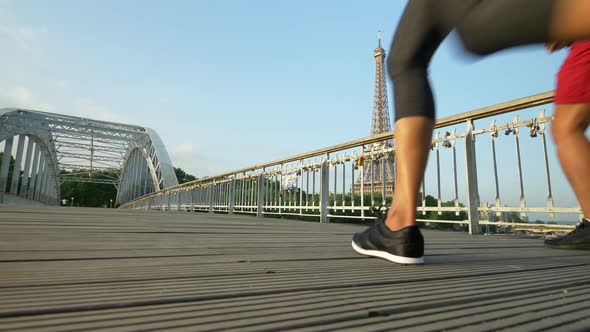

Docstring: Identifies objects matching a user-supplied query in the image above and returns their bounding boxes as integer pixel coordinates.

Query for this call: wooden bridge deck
[0,206,589,332]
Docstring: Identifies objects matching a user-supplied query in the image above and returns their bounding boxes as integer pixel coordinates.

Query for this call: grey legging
[388,0,555,121]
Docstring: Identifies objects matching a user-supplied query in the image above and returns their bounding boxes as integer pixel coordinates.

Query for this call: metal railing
[121,91,582,234]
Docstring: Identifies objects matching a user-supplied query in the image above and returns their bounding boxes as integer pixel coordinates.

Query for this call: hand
[545,42,570,53]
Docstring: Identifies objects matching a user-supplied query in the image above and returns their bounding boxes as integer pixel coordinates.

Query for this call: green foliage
[418,194,468,231]
[505,212,524,223]
[258,185,470,228]
[0,152,18,192]
[174,167,196,184]
[60,170,118,207]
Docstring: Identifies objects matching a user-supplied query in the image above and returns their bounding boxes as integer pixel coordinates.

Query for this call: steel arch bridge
[0,108,178,206]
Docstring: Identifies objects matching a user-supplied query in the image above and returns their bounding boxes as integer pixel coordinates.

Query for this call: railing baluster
[381,157,386,207]
[299,163,304,215]
[513,115,527,218]
[435,132,442,215]
[250,176,255,212]
[211,183,215,212]
[370,157,375,206]
[351,159,356,213]
[490,120,502,217]
[320,159,329,223]
[333,160,337,210]
[464,119,480,235]
[342,161,346,212]
[312,167,316,209]
[241,176,245,211]
[360,159,365,219]
[257,173,264,218]
[306,167,310,211]
[229,179,235,214]
[539,110,555,218]
[279,170,282,214]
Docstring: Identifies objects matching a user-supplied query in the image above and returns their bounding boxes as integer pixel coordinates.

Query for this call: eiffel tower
[354,33,396,198]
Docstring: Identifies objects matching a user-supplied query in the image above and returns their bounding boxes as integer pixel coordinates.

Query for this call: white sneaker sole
[351,240,424,265]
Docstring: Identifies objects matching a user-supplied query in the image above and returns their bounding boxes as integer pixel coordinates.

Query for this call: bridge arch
[0,108,178,206]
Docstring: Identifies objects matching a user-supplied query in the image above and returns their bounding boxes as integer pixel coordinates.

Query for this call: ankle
[384,208,416,231]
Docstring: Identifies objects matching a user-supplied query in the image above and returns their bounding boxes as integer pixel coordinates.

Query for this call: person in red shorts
[543,41,590,250]
[352,1,590,265]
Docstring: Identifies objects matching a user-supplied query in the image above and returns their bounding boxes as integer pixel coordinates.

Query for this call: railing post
[257,173,265,218]
[320,159,330,223]
[177,190,181,211]
[464,120,480,235]
[229,179,236,214]
[209,184,214,214]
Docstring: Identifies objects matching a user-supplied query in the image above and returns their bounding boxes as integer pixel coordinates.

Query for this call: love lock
[357,156,365,167]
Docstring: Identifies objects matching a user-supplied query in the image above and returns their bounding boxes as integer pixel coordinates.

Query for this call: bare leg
[383,0,590,232]
[385,116,434,231]
[352,0,590,261]
[551,104,590,219]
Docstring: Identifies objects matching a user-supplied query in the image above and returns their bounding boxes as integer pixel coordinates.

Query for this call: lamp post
[110,199,113,208]
[71,197,74,207]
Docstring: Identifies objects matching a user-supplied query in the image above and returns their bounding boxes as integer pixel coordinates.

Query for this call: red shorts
[555,40,590,104]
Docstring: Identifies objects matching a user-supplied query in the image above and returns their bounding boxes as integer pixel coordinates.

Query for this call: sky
[0,0,579,218]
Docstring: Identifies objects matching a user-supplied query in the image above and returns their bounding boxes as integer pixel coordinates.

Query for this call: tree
[174,167,196,184]
[0,152,23,192]
[60,169,118,207]
[417,194,468,231]
[505,212,524,223]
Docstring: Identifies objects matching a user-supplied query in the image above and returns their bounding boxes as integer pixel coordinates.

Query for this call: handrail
[156,90,555,192]
[435,91,553,127]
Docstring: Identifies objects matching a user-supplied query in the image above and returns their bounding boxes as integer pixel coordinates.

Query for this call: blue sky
[0,0,577,216]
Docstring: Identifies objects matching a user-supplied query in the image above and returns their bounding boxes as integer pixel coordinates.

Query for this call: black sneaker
[544,219,590,250]
[352,207,424,265]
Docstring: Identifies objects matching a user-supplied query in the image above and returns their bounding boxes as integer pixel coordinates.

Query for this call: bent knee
[386,50,428,83]
[551,104,590,142]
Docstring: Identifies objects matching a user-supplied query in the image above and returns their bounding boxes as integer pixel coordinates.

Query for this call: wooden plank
[294,279,590,331]
[1,266,588,331]
[0,205,588,332]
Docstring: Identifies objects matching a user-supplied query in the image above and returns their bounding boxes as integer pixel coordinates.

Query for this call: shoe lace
[572,221,587,234]
[370,205,389,221]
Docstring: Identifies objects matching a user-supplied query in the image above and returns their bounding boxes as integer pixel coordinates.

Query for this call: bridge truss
[0,109,178,206]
